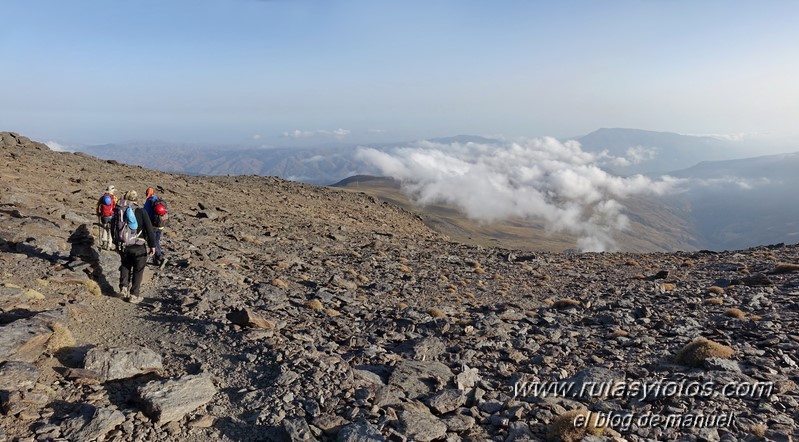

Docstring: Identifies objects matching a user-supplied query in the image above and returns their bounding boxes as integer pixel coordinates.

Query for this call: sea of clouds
[357,137,682,252]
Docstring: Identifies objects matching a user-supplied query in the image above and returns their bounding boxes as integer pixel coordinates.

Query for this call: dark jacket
[131,206,156,250]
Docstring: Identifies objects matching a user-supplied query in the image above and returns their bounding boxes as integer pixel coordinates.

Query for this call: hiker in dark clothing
[143,187,167,267]
[117,190,156,303]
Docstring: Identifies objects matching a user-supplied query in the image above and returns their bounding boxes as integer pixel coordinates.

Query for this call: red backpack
[99,193,115,217]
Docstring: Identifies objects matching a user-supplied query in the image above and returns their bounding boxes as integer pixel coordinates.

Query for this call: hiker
[113,190,156,303]
[95,185,117,250]
[143,187,168,268]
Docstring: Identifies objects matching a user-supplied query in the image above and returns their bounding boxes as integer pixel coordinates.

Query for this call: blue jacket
[143,195,158,222]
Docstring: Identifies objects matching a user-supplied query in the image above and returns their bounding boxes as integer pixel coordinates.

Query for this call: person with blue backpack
[112,190,156,303]
[143,187,168,268]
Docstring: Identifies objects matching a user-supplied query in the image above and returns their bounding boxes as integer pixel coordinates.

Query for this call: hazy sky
[2,0,798,147]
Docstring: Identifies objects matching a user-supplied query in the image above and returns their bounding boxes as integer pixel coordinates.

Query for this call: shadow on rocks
[54,344,96,369]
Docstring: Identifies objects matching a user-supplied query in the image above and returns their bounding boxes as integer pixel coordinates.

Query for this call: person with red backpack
[143,187,168,268]
[96,185,118,250]
[113,190,156,303]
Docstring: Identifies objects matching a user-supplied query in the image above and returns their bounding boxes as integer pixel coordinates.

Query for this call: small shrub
[46,323,76,352]
[271,278,289,290]
[547,409,605,442]
[553,298,581,309]
[82,280,101,297]
[396,302,408,309]
[610,328,629,338]
[357,274,370,283]
[774,263,799,273]
[428,307,446,318]
[724,308,745,319]
[465,259,481,268]
[307,299,323,311]
[706,286,725,295]
[703,298,723,305]
[398,257,410,264]
[749,314,763,321]
[473,267,485,274]
[325,308,341,317]
[24,288,45,300]
[675,337,734,367]
[749,422,767,437]
[398,264,412,273]
[625,260,640,267]
[661,283,676,292]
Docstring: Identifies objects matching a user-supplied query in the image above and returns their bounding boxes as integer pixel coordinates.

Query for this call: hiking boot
[158,257,168,269]
[128,295,143,304]
[118,286,129,300]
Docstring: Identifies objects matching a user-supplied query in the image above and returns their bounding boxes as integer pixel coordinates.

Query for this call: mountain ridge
[1,131,798,441]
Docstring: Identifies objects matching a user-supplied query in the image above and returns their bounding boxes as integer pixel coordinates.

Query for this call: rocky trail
[1,132,798,442]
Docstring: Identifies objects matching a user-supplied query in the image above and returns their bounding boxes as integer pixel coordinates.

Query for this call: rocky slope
[1,132,798,442]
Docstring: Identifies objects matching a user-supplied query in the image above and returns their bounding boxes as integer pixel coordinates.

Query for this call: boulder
[83,346,163,381]
[138,372,217,423]
[388,360,453,399]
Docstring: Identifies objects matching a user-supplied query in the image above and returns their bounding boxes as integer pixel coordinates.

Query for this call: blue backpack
[111,200,145,251]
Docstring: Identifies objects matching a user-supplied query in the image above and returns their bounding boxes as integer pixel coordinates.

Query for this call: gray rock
[226,308,276,330]
[0,286,27,311]
[704,357,741,372]
[398,404,448,442]
[337,421,386,442]
[283,417,318,441]
[396,336,446,361]
[138,373,217,423]
[62,405,125,442]
[563,366,626,400]
[83,346,163,381]
[0,361,41,390]
[388,360,453,399]
[330,275,358,291]
[443,413,475,432]
[427,389,466,415]
[456,365,480,391]
[505,421,534,441]
[0,315,54,363]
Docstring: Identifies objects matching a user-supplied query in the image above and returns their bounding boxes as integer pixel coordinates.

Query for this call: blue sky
[1,0,798,148]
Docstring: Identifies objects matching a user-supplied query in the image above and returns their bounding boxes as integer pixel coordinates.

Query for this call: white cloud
[283,128,351,139]
[283,129,317,138]
[691,176,769,190]
[252,134,262,140]
[356,138,682,252]
[681,132,751,142]
[45,141,72,152]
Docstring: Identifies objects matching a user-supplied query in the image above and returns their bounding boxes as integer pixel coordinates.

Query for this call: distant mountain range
[76,129,798,251]
[80,128,754,183]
